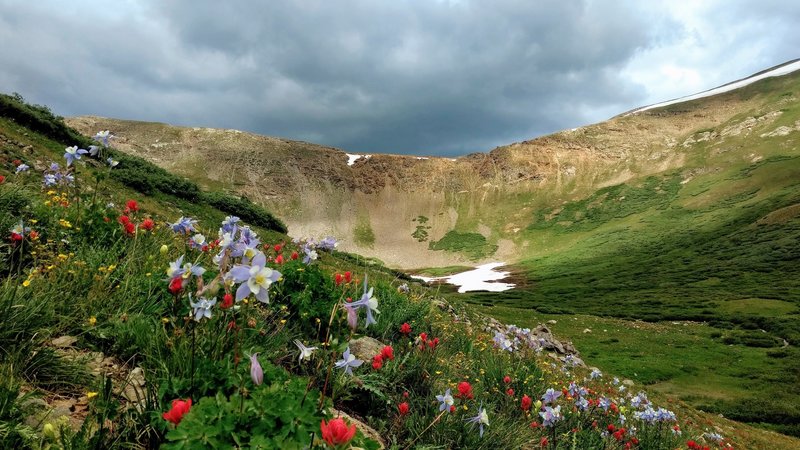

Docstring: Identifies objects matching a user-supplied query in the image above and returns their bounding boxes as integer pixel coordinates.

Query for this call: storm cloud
[0,0,797,156]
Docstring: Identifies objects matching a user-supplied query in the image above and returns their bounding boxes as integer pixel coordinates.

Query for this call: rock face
[348,336,385,361]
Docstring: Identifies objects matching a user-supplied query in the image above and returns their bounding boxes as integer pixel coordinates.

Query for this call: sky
[0,1,797,156]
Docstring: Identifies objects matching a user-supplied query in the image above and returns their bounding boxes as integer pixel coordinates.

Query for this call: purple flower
[465,403,489,437]
[345,304,358,331]
[436,388,454,412]
[107,158,119,168]
[589,368,602,379]
[228,251,281,303]
[15,164,29,174]
[575,396,589,411]
[93,130,114,146]
[318,236,338,251]
[250,353,263,385]
[302,244,318,264]
[542,388,561,404]
[89,145,101,156]
[189,233,206,249]
[43,174,57,187]
[294,340,317,362]
[346,275,379,327]
[190,296,216,322]
[334,347,363,375]
[539,405,562,427]
[599,397,611,411]
[170,217,198,234]
[64,145,89,166]
[220,215,240,235]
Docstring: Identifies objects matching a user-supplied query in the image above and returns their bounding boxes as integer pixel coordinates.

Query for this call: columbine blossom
[493,331,514,352]
[302,244,318,264]
[465,403,490,437]
[190,296,216,321]
[436,388,455,412]
[346,275,379,327]
[590,368,602,379]
[294,340,318,362]
[189,233,206,250]
[43,174,57,187]
[220,215,240,235]
[575,396,590,411]
[64,145,89,166]
[93,130,115,146]
[318,236,337,251]
[107,158,119,168]
[598,397,611,411]
[250,353,263,385]
[630,392,648,409]
[334,347,363,375]
[227,251,281,303]
[542,388,561,404]
[166,255,206,279]
[539,405,562,427]
[170,217,198,234]
[89,145,101,156]
[15,164,29,174]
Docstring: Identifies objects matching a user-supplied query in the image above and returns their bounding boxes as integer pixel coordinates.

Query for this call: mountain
[65,60,800,436]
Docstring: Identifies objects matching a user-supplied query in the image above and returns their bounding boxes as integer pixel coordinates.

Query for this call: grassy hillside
[4,95,798,449]
[461,72,800,436]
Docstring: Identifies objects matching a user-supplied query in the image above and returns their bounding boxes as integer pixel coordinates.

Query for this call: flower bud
[160,244,169,255]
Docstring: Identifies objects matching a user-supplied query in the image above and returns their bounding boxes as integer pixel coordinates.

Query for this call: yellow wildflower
[88,316,97,326]
[22,279,31,287]
[87,392,98,400]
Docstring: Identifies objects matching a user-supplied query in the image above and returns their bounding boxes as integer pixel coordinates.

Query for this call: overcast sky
[0,1,797,156]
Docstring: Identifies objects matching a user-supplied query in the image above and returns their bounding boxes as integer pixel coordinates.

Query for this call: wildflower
[506,388,514,396]
[320,417,356,447]
[162,398,192,425]
[703,432,724,443]
[539,405,562,427]
[521,394,532,411]
[170,217,197,234]
[372,354,383,370]
[274,254,284,264]
[598,397,611,411]
[344,304,358,331]
[189,233,206,249]
[15,163,29,173]
[334,347,363,375]
[465,403,490,437]
[436,388,455,412]
[124,221,135,235]
[88,316,97,326]
[344,271,352,283]
[88,144,101,156]
[503,375,512,384]
[86,391,98,400]
[220,293,234,309]
[400,322,412,335]
[43,174,57,187]
[346,274,379,326]
[334,273,344,286]
[318,236,338,251]
[575,396,589,411]
[160,244,169,255]
[542,388,561,404]
[294,340,317,362]
[398,402,410,416]
[126,199,139,212]
[457,381,474,399]
[273,243,282,253]
[302,244,318,264]
[290,251,299,260]
[0,175,5,184]
[228,251,281,303]
[398,283,410,293]
[140,218,155,231]
[250,353,263,385]
[64,145,89,166]
[381,345,394,361]
[107,157,119,168]
[190,296,216,321]
[93,130,114,146]
[590,368,602,379]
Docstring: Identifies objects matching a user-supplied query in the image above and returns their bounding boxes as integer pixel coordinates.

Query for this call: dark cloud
[0,0,796,156]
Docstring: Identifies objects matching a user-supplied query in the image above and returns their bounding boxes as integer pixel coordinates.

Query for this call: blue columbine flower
[542,388,561,404]
[294,340,318,362]
[170,217,198,234]
[334,347,363,375]
[436,388,454,412]
[15,164,29,174]
[575,396,589,411]
[590,368,602,379]
[318,236,337,251]
[220,215,240,235]
[227,251,281,303]
[43,174,57,187]
[190,295,216,321]
[302,243,318,264]
[93,130,114,146]
[539,405,562,427]
[465,403,490,437]
[107,158,119,168]
[64,145,89,166]
[250,353,263,386]
[346,275,379,327]
[599,397,611,411]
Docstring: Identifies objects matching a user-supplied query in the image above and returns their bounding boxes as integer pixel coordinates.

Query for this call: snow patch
[346,153,371,166]
[627,60,800,115]
[416,157,429,160]
[413,262,515,293]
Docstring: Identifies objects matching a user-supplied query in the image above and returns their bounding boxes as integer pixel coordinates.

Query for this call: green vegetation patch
[428,230,497,260]
[353,215,376,247]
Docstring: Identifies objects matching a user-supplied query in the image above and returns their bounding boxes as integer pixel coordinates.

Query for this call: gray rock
[348,336,385,361]
[51,336,78,348]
